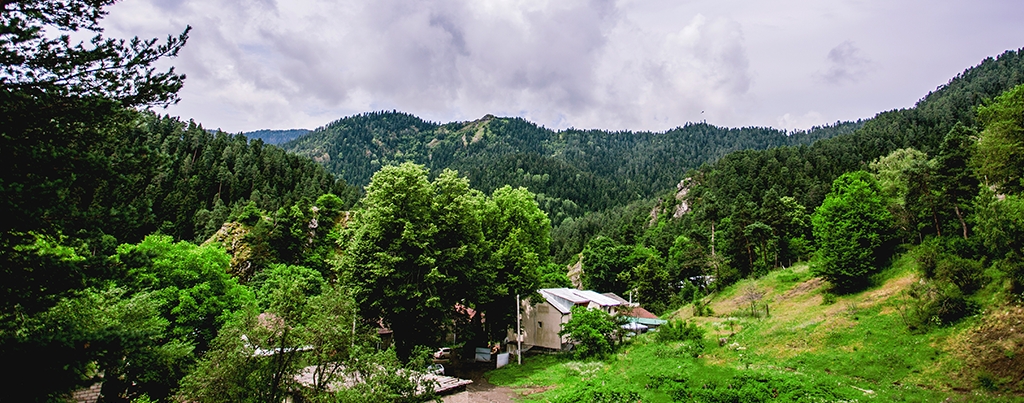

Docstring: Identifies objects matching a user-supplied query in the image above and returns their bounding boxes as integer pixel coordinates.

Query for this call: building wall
[514,300,568,350]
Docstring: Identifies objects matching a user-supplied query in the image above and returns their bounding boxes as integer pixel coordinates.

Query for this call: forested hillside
[241,128,311,145]
[284,111,862,225]
[556,47,1024,314]
[5,1,1024,401]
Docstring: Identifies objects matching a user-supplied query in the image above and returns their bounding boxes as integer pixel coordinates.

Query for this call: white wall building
[511,288,621,351]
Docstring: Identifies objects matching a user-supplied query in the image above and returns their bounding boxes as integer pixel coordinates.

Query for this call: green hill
[283,111,861,225]
[488,259,1024,402]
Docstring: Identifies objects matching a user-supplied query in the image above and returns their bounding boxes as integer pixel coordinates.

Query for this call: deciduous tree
[811,171,895,292]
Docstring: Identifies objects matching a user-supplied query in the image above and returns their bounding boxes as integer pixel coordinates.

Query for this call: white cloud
[101,0,1024,132]
[819,40,872,85]
[776,111,824,131]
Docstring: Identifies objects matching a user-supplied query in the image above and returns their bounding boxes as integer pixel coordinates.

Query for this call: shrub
[554,382,642,403]
[915,237,986,294]
[935,255,985,295]
[559,306,619,359]
[656,320,706,346]
[821,292,837,305]
[668,372,857,402]
[897,280,979,330]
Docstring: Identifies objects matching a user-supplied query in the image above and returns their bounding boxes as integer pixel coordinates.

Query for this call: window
[538,321,543,328]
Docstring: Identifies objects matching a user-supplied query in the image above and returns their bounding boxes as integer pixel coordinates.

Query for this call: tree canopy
[811,171,895,291]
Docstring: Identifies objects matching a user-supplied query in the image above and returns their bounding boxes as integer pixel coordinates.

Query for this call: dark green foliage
[973,191,1024,292]
[668,372,857,403]
[810,171,895,291]
[477,185,553,340]
[115,235,253,352]
[342,163,552,358]
[286,112,861,228]
[975,84,1024,195]
[1,285,186,402]
[0,0,189,106]
[343,163,462,359]
[1,0,188,240]
[251,264,326,310]
[936,123,980,239]
[559,305,620,359]
[655,320,707,358]
[971,84,1024,292]
[323,348,438,403]
[898,279,979,330]
[178,282,366,403]
[915,237,985,294]
[136,113,357,243]
[581,236,638,295]
[538,262,572,288]
[554,382,642,403]
[553,198,659,264]
[649,48,1024,287]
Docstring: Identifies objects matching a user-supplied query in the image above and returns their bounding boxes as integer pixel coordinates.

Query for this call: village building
[510,288,622,351]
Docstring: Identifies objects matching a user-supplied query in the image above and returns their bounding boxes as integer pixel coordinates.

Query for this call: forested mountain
[552,47,1024,314]
[284,111,862,225]
[6,1,1024,400]
[240,128,311,145]
[5,110,356,246]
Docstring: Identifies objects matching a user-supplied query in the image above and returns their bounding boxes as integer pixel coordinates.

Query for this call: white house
[510,288,622,351]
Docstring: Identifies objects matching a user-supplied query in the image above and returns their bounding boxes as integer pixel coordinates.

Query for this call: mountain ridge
[282,110,862,225]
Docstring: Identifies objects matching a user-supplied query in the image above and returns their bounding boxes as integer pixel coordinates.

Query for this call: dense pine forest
[5,1,1024,402]
[285,111,861,225]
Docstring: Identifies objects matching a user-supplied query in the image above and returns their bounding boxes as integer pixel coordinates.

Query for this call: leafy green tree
[116,235,253,352]
[178,276,358,402]
[811,171,895,291]
[581,236,634,294]
[973,189,1024,292]
[251,264,325,310]
[478,185,551,339]
[343,163,480,359]
[538,262,572,288]
[0,0,189,105]
[0,233,192,402]
[559,305,620,359]
[974,84,1024,195]
[326,347,436,403]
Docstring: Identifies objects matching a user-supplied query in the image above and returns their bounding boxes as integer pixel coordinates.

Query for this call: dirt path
[441,360,519,403]
[442,377,517,403]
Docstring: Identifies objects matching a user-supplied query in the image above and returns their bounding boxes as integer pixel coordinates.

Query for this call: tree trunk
[955,205,968,239]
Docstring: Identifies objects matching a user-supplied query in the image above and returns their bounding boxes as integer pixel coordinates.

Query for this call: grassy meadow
[486,259,1024,402]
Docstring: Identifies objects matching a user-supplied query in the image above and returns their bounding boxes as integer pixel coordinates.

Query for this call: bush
[559,306,619,359]
[554,382,642,403]
[897,280,979,330]
[668,372,857,402]
[821,292,837,306]
[656,320,706,346]
[935,255,985,295]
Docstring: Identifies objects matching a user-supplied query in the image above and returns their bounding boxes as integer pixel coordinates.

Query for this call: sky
[102,0,1024,134]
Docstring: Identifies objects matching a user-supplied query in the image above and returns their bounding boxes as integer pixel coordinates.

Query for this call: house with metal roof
[510,288,622,351]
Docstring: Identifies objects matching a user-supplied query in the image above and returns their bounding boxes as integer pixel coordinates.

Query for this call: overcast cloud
[102,0,1024,133]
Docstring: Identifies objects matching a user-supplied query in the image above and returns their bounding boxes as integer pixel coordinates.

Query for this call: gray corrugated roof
[538,288,621,314]
[574,290,621,307]
[601,292,630,305]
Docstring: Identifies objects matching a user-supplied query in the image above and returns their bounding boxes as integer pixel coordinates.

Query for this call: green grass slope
[488,259,1024,402]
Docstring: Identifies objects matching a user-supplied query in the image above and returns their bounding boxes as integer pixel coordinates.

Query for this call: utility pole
[516,293,522,365]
